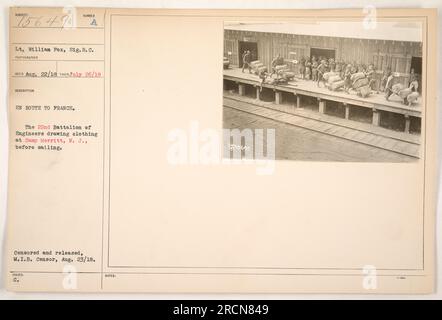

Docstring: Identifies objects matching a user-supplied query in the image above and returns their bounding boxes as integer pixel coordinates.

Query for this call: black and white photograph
[2,3,439,298]
[223,21,423,162]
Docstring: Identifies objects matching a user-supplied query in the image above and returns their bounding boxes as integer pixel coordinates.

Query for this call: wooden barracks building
[224,21,423,87]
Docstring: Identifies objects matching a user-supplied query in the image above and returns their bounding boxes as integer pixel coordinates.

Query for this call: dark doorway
[410,56,422,75]
[310,47,336,60]
[410,56,422,93]
[238,41,258,67]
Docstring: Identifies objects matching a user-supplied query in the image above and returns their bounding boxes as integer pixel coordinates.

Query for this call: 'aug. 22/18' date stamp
[172,304,269,318]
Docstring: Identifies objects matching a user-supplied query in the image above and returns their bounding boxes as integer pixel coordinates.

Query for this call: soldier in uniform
[311,56,318,82]
[365,64,376,91]
[271,54,284,76]
[343,64,352,94]
[305,58,312,80]
[242,50,252,73]
[408,68,416,87]
[329,58,336,72]
[298,56,306,79]
[316,59,327,88]
[258,69,269,92]
[380,67,391,92]
[384,71,396,101]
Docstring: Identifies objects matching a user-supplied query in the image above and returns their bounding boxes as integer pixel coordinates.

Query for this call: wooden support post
[275,91,282,104]
[318,98,326,114]
[372,108,381,126]
[255,86,260,100]
[344,103,350,119]
[404,115,411,133]
[238,83,245,96]
[295,93,301,109]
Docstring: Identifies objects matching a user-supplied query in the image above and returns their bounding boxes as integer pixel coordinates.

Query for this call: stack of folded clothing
[250,60,267,75]
[326,74,344,91]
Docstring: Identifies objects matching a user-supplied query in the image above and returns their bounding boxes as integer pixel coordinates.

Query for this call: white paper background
[0,0,441,299]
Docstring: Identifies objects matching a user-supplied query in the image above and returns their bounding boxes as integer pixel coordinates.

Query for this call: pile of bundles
[391,83,420,105]
[274,64,295,81]
[250,60,268,76]
[351,72,371,98]
[323,72,344,91]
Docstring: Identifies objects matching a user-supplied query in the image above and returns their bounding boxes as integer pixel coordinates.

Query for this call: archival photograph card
[5,7,438,293]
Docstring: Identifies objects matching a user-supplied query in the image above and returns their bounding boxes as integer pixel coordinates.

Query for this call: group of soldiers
[295,56,377,92]
[241,50,253,73]
[241,51,420,103]
[276,54,419,100]
[383,67,420,104]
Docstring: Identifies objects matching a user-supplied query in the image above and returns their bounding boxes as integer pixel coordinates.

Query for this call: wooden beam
[344,103,350,119]
[318,98,326,114]
[275,91,282,104]
[404,115,411,133]
[238,83,245,96]
[372,108,381,126]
